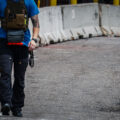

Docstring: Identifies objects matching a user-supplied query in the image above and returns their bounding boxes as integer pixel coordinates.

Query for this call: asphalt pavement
[1,37,120,120]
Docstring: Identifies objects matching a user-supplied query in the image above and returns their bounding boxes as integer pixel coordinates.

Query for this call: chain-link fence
[99,0,113,4]
[78,0,93,3]
[34,0,116,7]
[57,0,70,5]
[77,0,113,4]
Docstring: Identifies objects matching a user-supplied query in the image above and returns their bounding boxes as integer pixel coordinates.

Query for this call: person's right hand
[28,40,36,51]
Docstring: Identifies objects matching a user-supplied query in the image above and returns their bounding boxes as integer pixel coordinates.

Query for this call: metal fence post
[50,0,57,6]
[93,0,98,2]
[38,0,40,7]
[113,0,119,5]
[71,0,77,4]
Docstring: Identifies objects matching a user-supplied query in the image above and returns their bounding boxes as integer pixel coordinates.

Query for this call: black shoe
[1,103,10,115]
[11,107,23,117]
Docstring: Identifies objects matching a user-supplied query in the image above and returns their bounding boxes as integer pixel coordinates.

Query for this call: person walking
[0,0,40,117]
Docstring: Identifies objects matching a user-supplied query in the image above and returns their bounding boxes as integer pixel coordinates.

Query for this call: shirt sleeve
[0,0,6,18]
[28,0,39,17]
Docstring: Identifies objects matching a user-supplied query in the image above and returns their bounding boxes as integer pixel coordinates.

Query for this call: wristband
[32,38,37,43]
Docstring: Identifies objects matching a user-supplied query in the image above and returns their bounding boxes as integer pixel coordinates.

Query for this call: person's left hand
[28,40,36,51]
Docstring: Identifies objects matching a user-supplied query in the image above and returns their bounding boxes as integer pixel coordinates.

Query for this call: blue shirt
[0,0,39,47]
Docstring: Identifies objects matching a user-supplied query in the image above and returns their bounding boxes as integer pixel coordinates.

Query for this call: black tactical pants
[0,39,29,108]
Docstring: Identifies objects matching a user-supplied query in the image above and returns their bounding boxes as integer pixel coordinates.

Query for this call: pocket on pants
[0,54,13,74]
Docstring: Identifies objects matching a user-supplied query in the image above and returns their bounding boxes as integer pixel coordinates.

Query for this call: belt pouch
[7,30,24,43]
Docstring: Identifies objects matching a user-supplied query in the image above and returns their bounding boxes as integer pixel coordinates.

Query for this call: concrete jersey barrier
[62,3,102,39]
[100,4,120,36]
[29,6,64,45]
[28,3,120,46]
[38,7,64,45]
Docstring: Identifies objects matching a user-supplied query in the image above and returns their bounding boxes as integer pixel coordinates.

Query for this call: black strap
[19,0,25,5]
[7,0,24,3]
[7,0,27,15]
[7,0,25,6]
[29,51,34,68]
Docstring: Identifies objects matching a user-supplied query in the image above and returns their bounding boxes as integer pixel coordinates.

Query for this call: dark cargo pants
[0,39,28,108]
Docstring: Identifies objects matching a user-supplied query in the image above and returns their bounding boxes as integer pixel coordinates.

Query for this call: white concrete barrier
[62,3,102,39]
[100,4,120,36]
[29,3,102,46]
[38,7,64,45]
[29,6,65,45]
[29,3,120,46]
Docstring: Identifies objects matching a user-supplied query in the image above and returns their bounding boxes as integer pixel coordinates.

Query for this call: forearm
[31,15,40,39]
[32,27,39,39]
